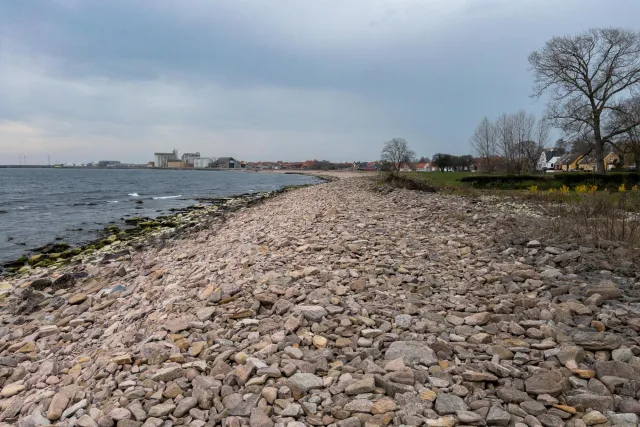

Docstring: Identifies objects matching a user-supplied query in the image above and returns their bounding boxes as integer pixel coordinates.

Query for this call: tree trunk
[594,139,605,174]
[593,115,605,174]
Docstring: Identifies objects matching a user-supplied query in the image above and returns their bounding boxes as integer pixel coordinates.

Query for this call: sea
[0,168,320,265]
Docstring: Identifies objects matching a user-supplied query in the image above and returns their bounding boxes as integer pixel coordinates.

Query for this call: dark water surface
[0,168,319,264]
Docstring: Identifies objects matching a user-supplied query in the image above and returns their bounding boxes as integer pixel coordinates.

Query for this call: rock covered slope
[1,176,640,427]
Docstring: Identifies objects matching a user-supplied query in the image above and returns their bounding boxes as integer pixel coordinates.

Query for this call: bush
[380,173,438,192]
[459,175,549,189]
[554,172,640,190]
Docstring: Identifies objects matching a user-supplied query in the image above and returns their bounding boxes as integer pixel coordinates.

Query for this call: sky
[1,1,639,164]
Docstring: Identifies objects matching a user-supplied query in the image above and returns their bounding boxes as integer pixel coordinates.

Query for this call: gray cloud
[1,0,639,164]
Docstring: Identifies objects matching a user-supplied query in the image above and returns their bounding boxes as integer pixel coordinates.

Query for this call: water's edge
[1,175,333,277]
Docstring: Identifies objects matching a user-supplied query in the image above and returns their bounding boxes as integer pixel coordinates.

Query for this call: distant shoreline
[0,165,255,171]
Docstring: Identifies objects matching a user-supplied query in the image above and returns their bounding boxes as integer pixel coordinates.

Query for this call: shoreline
[1,176,639,426]
[0,177,330,278]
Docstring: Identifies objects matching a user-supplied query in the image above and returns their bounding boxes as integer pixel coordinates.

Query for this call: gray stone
[228,394,260,417]
[385,341,438,366]
[524,370,569,396]
[173,397,197,417]
[571,331,622,351]
[538,414,564,427]
[345,376,375,395]
[295,305,327,322]
[496,387,530,404]
[249,408,273,427]
[595,360,637,380]
[435,394,468,415]
[586,281,621,300]
[565,394,614,412]
[287,373,323,392]
[520,400,546,416]
[147,402,176,418]
[486,406,511,426]
[151,366,184,382]
[554,251,581,263]
[456,410,483,424]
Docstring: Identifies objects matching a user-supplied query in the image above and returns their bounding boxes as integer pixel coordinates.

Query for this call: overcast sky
[1,0,638,164]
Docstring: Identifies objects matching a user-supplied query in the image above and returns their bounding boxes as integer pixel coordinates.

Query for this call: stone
[1,383,25,397]
[571,331,622,351]
[296,305,328,322]
[371,397,397,414]
[524,370,569,396]
[486,406,511,426]
[148,402,176,417]
[345,376,375,395]
[582,411,607,426]
[435,394,469,415]
[173,397,197,417]
[112,354,133,365]
[496,387,530,404]
[47,392,69,420]
[520,400,546,416]
[586,281,621,300]
[109,409,132,421]
[68,293,87,304]
[565,394,614,412]
[151,366,183,382]
[595,360,636,380]
[196,306,216,321]
[287,373,323,392]
[538,414,564,427]
[456,410,483,424]
[249,408,273,427]
[464,312,491,326]
[384,341,438,366]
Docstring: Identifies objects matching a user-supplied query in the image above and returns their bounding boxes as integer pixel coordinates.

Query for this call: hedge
[458,172,640,190]
[458,175,548,189]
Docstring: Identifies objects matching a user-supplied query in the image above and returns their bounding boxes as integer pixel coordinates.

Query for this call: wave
[107,200,119,203]
[128,193,140,197]
[153,195,182,200]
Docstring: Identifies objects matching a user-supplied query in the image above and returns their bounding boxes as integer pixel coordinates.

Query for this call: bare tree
[529,28,640,173]
[381,138,416,172]
[512,110,537,172]
[495,113,517,173]
[470,117,497,172]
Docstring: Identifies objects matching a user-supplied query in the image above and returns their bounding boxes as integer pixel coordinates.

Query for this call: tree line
[471,28,640,174]
[380,138,475,172]
[471,111,549,174]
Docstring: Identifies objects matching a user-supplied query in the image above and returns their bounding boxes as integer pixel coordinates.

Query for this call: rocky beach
[1,174,640,427]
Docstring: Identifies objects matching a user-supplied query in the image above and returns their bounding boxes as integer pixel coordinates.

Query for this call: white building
[181,152,201,165]
[537,149,562,171]
[154,149,178,168]
[194,157,215,168]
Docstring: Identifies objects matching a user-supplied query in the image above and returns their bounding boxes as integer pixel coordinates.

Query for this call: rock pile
[1,176,639,427]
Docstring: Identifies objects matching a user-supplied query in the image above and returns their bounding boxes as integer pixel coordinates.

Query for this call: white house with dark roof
[537,149,563,171]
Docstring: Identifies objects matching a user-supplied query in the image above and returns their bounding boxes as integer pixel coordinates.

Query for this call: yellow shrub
[528,185,538,193]
[619,184,626,192]
[589,185,598,194]
[559,185,570,194]
[575,185,588,193]
[548,188,555,194]
[632,185,639,192]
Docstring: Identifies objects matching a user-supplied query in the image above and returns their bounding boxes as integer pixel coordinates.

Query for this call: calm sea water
[0,168,319,264]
